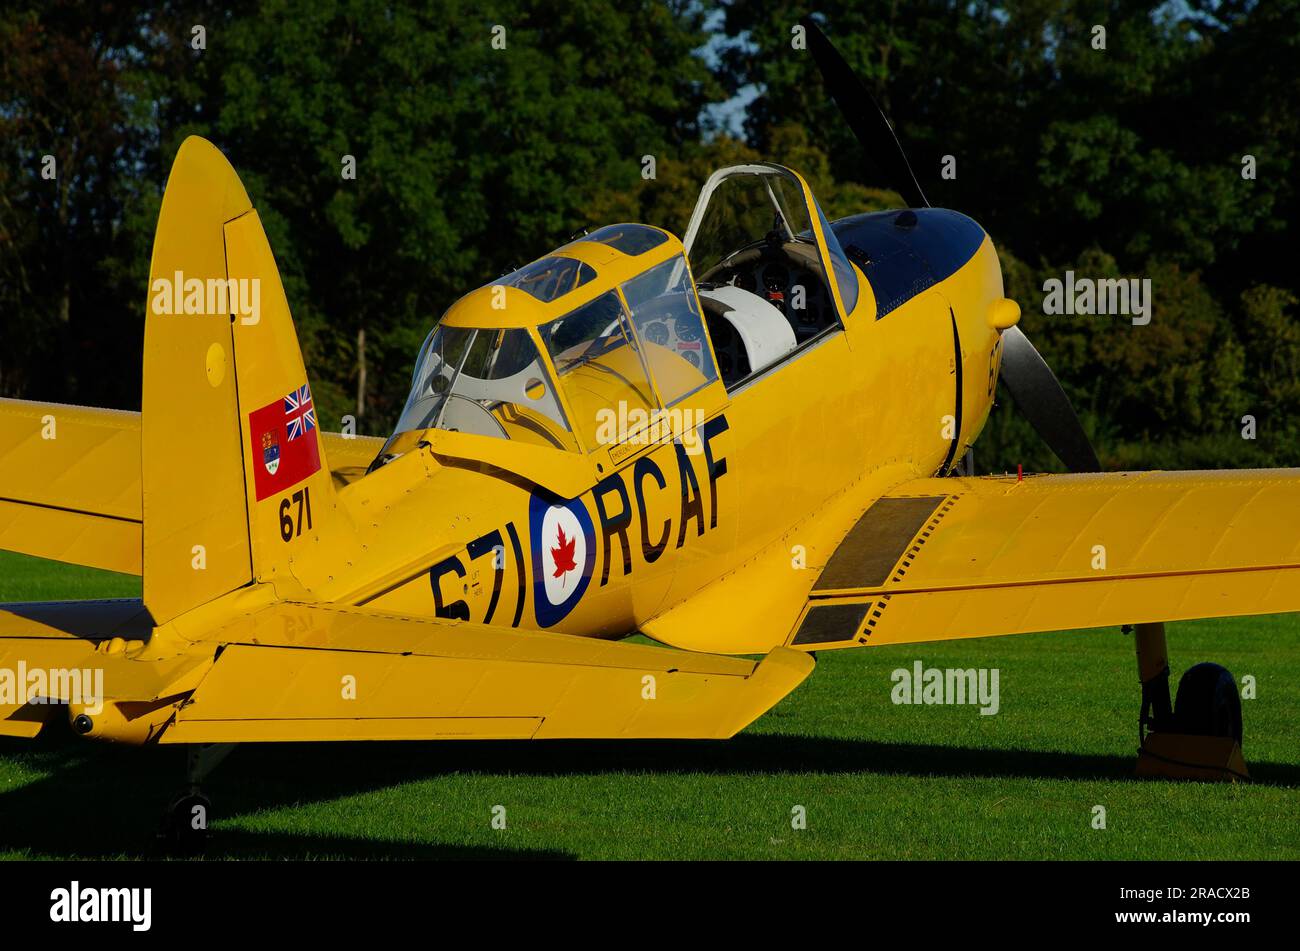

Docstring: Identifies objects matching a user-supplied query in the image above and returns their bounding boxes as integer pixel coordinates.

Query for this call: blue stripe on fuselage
[830,209,986,319]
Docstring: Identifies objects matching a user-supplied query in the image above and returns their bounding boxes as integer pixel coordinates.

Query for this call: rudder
[143,136,339,624]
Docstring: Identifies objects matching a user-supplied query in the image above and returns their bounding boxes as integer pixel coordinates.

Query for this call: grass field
[1,549,1297,860]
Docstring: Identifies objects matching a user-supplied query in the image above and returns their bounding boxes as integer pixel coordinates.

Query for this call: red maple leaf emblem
[550,525,577,578]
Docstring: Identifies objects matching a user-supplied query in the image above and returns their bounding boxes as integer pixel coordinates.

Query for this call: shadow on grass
[2,730,1295,859]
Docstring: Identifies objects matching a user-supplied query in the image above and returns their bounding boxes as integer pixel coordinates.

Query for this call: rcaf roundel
[529,491,596,628]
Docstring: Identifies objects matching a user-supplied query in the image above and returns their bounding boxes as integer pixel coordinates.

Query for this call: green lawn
[0,550,1296,859]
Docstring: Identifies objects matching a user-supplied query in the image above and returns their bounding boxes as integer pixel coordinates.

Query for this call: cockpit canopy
[380,166,868,466]
[682,164,860,327]
[384,224,717,458]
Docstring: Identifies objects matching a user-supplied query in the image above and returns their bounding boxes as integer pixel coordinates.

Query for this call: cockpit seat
[698,285,798,386]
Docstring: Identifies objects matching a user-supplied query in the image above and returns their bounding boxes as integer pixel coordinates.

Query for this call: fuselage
[289,207,1008,656]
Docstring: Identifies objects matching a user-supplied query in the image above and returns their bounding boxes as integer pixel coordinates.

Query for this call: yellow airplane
[0,21,1288,844]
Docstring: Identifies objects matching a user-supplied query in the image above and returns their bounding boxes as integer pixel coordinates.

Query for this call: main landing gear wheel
[1173,662,1243,745]
[1133,623,1249,781]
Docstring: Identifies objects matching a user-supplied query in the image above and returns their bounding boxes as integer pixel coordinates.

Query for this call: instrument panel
[718,259,833,341]
[639,317,705,369]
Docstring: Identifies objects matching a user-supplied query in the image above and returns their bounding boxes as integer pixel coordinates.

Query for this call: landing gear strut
[159,743,236,852]
[1131,622,1248,781]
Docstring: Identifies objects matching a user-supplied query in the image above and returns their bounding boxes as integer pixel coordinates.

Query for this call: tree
[160,0,724,430]
[0,1,180,404]
[716,0,1300,470]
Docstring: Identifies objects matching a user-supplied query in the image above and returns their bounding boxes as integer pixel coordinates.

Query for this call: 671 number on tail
[279,486,313,541]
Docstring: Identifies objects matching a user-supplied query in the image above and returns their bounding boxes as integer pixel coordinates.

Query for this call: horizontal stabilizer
[162,603,814,743]
[0,599,212,739]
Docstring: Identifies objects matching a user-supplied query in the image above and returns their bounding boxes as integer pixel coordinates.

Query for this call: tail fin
[143,136,339,624]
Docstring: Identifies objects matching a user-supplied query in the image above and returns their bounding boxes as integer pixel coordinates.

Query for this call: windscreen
[621,255,718,404]
[687,173,813,277]
[390,323,574,450]
[538,289,658,449]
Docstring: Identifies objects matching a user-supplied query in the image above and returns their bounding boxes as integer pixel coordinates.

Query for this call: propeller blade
[998,325,1102,473]
[801,15,929,209]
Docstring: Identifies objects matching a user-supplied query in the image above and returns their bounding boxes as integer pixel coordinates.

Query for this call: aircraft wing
[0,398,382,573]
[785,469,1300,650]
[0,399,143,574]
[0,600,813,743]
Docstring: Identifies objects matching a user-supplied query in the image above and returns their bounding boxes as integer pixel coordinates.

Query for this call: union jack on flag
[284,383,316,441]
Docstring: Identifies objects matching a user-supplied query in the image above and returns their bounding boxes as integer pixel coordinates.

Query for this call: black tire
[160,791,212,854]
[1173,662,1243,746]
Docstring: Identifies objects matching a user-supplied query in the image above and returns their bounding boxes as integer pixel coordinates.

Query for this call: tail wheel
[1173,662,1243,746]
[160,790,212,855]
